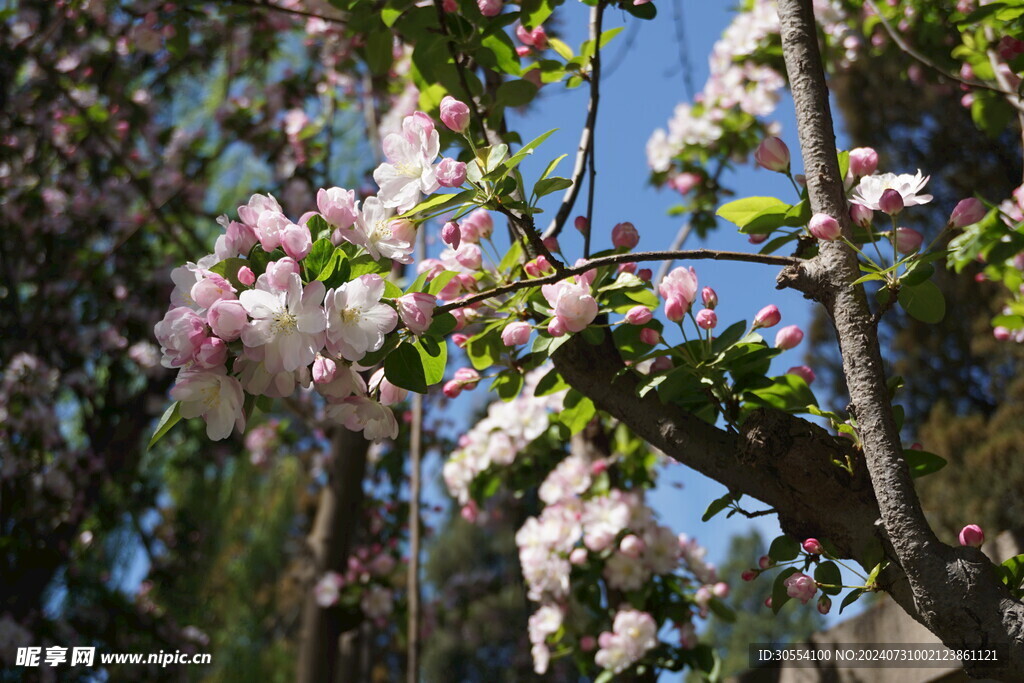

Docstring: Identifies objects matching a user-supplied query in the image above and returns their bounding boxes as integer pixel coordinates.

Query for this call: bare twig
[583,3,604,259]
[437,248,802,313]
[228,0,347,25]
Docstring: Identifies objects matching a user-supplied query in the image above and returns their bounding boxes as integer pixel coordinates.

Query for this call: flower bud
[436,158,467,187]
[515,45,531,57]
[624,306,653,325]
[994,326,1011,341]
[207,299,247,341]
[579,635,596,652]
[958,524,985,548]
[802,538,824,555]
[439,95,471,132]
[817,595,832,615]
[442,380,463,399]
[454,243,483,271]
[637,268,652,282]
[850,203,873,229]
[569,547,588,565]
[848,147,879,176]
[754,137,790,172]
[501,321,532,346]
[787,365,816,385]
[949,197,985,228]
[620,534,645,558]
[542,236,560,252]
[265,257,300,291]
[809,213,842,241]
[397,293,436,335]
[195,337,227,368]
[759,555,775,570]
[748,233,769,245]
[237,265,256,286]
[894,227,923,254]
[281,223,312,261]
[664,295,687,323]
[879,189,904,215]
[764,597,773,609]
[611,221,640,249]
[741,569,758,582]
[670,172,701,194]
[774,324,804,350]
[454,367,480,389]
[639,328,660,345]
[548,318,566,337]
[460,501,478,523]
[313,354,337,384]
[441,221,461,250]
[701,287,718,309]
[753,304,781,329]
[696,308,718,330]
[574,215,589,235]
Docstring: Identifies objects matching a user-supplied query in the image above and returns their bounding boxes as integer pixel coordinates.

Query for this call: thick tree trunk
[295,428,370,683]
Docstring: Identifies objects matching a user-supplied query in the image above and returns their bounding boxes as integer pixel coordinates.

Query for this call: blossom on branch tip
[754,136,790,172]
[316,187,358,231]
[850,171,932,211]
[696,308,718,330]
[541,278,599,333]
[170,368,245,441]
[502,321,532,346]
[958,524,984,548]
[783,572,817,604]
[239,274,327,374]
[373,112,440,210]
[396,293,436,335]
[624,306,653,325]
[439,95,471,133]
[155,306,207,368]
[324,274,398,361]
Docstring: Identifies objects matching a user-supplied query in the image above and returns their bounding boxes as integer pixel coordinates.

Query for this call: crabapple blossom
[696,308,718,330]
[441,221,461,250]
[848,147,879,176]
[478,0,503,18]
[783,572,817,604]
[788,365,816,385]
[850,171,933,210]
[809,212,842,241]
[314,572,343,607]
[396,292,435,335]
[594,609,658,674]
[312,354,337,384]
[501,321,532,346]
[574,215,589,234]
[605,551,651,591]
[702,287,718,309]
[878,188,905,216]
[373,112,441,210]
[360,586,394,621]
[611,221,640,249]
[263,257,300,291]
[774,324,804,350]
[195,338,228,368]
[659,266,698,320]
[639,328,660,345]
[958,524,985,548]
[170,368,245,441]
[435,158,467,187]
[460,209,494,242]
[237,266,256,286]
[753,304,781,329]
[324,274,399,361]
[154,306,207,368]
[239,274,327,373]
[802,538,824,555]
[325,395,399,442]
[624,306,653,325]
[317,187,359,230]
[541,278,599,333]
[439,95,471,133]
[850,202,873,228]
[949,197,986,228]
[754,136,790,172]
[191,272,236,310]
[352,198,417,263]
[894,226,923,254]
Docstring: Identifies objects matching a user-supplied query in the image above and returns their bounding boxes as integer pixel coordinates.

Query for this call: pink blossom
[373,112,441,210]
[949,198,985,228]
[701,287,718,309]
[808,213,842,241]
[817,595,832,615]
[753,304,781,329]
[207,299,247,341]
[317,187,358,230]
[639,328,660,345]
[659,266,698,319]
[439,96,471,133]
[787,365,816,385]
[624,306,653,325]
[312,354,337,384]
[541,279,599,333]
[454,243,483,271]
[477,0,503,17]
[850,203,873,228]
[237,266,256,286]
[281,222,312,260]
[237,193,284,230]
[878,188,904,215]
[501,321,532,346]
[461,209,494,242]
[754,136,790,172]
[894,227,923,254]
[547,318,566,337]
[774,324,804,350]
[802,538,823,555]
[994,326,1012,341]
[191,272,236,310]
[154,306,207,368]
[325,396,399,442]
[696,309,717,330]
[397,292,436,335]
[263,257,300,291]
[958,524,985,548]
[195,337,228,368]
[352,198,416,264]
[620,534,646,558]
[369,368,408,405]
[783,572,817,604]
[851,171,932,211]
[436,158,467,187]
[454,367,480,389]
[612,221,640,249]
[848,147,879,176]
[574,215,589,235]
[171,368,245,440]
[670,172,701,194]
[442,380,463,398]
[325,274,399,361]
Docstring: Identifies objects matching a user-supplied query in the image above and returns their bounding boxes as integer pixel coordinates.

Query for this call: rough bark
[295,428,370,683]
[552,1,1024,677]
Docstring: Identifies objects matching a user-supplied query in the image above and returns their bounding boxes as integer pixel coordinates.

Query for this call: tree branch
[436,248,801,314]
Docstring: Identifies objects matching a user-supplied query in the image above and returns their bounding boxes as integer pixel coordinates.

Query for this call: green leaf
[899,260,935,287]
[247,245,286,275]
[534,176,573,197]
[814,561,843,596]
[399,189,476,218]
[897,280,946,324]
[548,37,574,60]
[480,31,521,76]
[148,402,182,450]
[708,596,736,623]
[903,448,948,478]
[466,327,504,370]
[769,535,800,562]
[702,492,735,522]
[495,79,538,108]
[839,588,864,614]
[837,150,851,180]
[304,238,335,279]
[559,390,595,435]
[490,370,525,401]
[380,6,403,26]
[716,197,789,231]
[520,0,557,28]
[365,29,393,76]
[498,129,557,176]
[999,554,1024,593]
[426,311,457,337]
[534,368,569,396]
[771,567,799,614]
[746,374,818,414]
[383,338,448,393]
[540,153,568,180]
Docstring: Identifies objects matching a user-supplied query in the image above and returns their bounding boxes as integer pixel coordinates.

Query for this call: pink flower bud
[237,265,255,286]
[317,187,358,230]
[439,95,471,133]
[879,189,904,215]
[192,273,236,309]
[501,321,532,346]
[462,209,493,240]
[397,293,436,335]
[809,213,842,241]
[758,555,774,570]
[817,595,832,615]
[313,354,337,384]
[281,223,313,260]
[802,538,824,555]
[618,262,637,275]
[547,318,566,337]
[783,572,817,604]
[624,306,653,325]
[569,547,588,565]
[850,203,873,229]
[637,268,652,282]
[477,0,503,17]
[611,221,640,249]
[515,45,531,57]
[741,569,758,582]
[542,236,560,252]
[195,337,227,368]
[574,215,588,235]
[579,635,596,652]
[442,380,462,399]
[764,597,773,609]
[670,172,701,194]
[529,26,548,50]
[848,147,879,176]
[949,197,985,228]
[639,328,660,345]
[207,299,247,341]
[753,304,781,329]
[894,227,923,254]
[591,459,609,475]
[701,287,718,309]
[436,158,467,188]
[713,582,730,598]
[651,356,673,372]
[460,501,478,523]
[442,0,457,12]
[958,524,985,548]
[664,295,687,323]
[994,326,1011,341]
[265,257,300,290]
[441,221,461,250]
[696,308,718,330]
[774,324,804,350]
[454,367,480,389]
[454,243,483,271]
[754,136,790,172]
[748,233,769,245]
[620,534,645,558]
[787,365,816,385]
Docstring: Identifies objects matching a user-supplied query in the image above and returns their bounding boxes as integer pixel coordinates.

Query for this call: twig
[671,0,697,99]
[583,2,604,259]
[544,3,605,241]
[865,0,1023,106]
[228,0,348,25]
[437,248,802,313]
[655,221,694,286]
